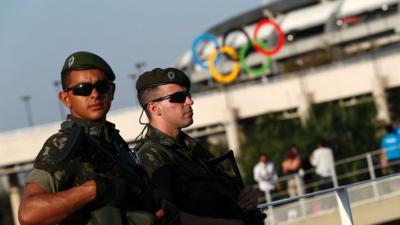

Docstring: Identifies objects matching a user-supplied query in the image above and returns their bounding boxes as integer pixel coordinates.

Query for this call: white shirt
[253,161,277,192]
[310,147,335,177]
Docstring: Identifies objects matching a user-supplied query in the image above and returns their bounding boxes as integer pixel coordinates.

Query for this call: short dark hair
[285,146,298,159]
[61,71,71,90]
[385,124,395,133]
[137,86,163,119]
[138,86,161,107]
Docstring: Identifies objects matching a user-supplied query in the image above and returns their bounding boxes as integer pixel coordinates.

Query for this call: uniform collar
[146,124,187,148]
[62,115,116,140]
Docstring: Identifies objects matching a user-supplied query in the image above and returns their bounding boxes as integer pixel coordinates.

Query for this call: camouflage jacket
[27,116,153,225]
[137,125,241,219]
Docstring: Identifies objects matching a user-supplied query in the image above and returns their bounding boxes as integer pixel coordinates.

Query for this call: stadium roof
[206,0,319,35]
[338,0,399,17]
[280,1,339,32]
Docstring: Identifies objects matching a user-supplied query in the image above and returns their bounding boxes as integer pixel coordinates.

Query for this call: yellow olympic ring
[208,45,241,84]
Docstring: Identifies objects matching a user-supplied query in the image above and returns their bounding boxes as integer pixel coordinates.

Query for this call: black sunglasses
[152,91,191,103]
[64,80,113,96]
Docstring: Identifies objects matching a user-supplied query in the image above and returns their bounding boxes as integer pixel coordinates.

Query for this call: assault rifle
[59,124,158,212]
[207,150,266,225]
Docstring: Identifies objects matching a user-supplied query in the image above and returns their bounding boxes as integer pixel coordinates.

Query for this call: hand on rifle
[155,200,181,225]
[238,186,266,225]
[238,186,258,210]
[91,175,140,208]
[92,175,128,208]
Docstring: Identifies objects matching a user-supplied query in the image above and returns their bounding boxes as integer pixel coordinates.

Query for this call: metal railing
[257,149,400,225]
[258,173,400,225]
[263,149,397,201]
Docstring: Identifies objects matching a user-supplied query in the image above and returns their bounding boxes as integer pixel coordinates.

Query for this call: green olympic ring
[239,39,272,78]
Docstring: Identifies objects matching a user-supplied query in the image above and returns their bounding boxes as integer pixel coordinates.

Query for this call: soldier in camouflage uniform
[18,52,179,225]
[135,68,259,225]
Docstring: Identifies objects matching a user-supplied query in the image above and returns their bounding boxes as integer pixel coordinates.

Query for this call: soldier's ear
[59,91,72,108]
[155,103,162,116]
[147,102,161,116]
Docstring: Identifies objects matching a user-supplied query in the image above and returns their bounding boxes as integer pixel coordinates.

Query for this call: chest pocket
[139,141,239,217]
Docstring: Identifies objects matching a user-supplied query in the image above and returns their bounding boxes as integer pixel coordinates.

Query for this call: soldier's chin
[88,111,108,121]
[183,119,193,128]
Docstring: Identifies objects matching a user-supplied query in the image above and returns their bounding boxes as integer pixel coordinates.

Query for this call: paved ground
[278,193,400,225]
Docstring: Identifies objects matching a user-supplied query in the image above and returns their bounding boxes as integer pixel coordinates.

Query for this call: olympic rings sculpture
[191,18,285,84]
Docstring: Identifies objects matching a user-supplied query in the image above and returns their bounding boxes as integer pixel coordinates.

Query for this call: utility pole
[21,95,33,126]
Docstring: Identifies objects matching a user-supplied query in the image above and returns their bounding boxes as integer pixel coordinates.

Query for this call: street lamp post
[128,61,146,92]
[53,80,65,120]
[128,73,137,88]
[21,95,34,126]
[135,62,146,75]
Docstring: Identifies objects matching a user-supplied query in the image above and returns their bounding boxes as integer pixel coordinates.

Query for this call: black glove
[243,209,267,225]
[93,175,127,208]
[156,200,181,225]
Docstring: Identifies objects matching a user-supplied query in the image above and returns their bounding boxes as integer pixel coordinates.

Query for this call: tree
[239,97,382,186]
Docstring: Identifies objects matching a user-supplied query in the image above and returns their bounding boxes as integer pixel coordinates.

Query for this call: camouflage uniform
[137,125,242,219]
[26,116,155,225]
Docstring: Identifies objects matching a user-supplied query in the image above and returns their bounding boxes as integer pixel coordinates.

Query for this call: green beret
[136,67,191,92]
[61,51,115,81]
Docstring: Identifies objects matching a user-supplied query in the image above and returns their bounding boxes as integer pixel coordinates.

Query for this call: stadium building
[174,0,400,154]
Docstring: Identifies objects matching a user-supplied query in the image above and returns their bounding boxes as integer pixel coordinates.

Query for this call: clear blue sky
[0,0,263,132]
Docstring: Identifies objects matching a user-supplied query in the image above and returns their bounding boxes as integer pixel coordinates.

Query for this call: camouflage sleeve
[138,145,174,202]
[138,145,171,176]
[34,133,68,169]
[31,133,75,191]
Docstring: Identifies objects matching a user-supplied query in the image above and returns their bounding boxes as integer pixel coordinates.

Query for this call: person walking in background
[253,153,280,202]
[309,143,335,191]
[380,124,400,175]
[282,145,304,197]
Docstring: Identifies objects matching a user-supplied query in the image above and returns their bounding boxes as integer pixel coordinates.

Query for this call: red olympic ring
[252,18,285,56]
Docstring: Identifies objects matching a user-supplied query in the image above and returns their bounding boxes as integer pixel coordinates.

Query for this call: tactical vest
[34,120,157,225]
[137,140,243,219]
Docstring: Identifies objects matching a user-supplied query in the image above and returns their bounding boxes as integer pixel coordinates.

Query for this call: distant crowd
[253,124,400,202]
[253,142,335,201]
